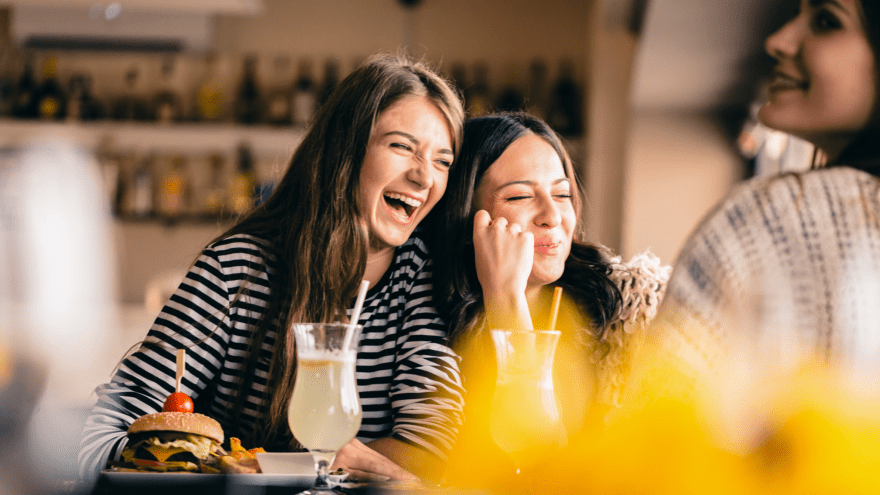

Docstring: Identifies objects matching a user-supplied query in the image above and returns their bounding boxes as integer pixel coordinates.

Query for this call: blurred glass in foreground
[1,133,118,494]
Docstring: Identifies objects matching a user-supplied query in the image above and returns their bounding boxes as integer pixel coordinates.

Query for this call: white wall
[214,0,590,83]
[621,110,744,263]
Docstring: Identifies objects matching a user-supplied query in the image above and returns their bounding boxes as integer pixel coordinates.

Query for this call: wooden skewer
[549,286,563,331]
[176,348,185,394]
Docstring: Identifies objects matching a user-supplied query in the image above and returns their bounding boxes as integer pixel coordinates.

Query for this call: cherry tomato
[162,392,194,413]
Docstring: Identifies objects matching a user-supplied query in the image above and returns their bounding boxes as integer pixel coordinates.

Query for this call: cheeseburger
[118,412,225,472]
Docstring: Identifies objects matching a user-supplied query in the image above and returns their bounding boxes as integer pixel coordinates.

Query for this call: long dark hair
[428,112,620,347]
[830,0,880,175]
[214,53,463,448]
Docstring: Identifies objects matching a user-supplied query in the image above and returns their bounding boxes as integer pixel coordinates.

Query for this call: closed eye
[554,194,573,199]
[391,142,412,151]
[506,196,531,201]
[811,9,841,32]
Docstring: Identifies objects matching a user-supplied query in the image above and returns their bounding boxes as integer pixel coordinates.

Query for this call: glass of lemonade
[488,330,567,477]
[288,323,362,494]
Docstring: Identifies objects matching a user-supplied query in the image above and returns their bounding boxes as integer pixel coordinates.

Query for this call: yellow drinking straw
[549,286,563,331]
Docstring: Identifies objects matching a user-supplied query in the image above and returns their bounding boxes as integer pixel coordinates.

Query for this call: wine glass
[488,330,568,483]
[288,323,363,494]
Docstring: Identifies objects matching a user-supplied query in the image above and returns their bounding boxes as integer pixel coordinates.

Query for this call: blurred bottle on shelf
[448,61,467,98]
[546,60,583,136]
[203,152,227,216]
[65,73,103,122]
[195,52,225,122]
[317,58,340,109]
[465,61,492,118]
[152,56,183,124]
[291,57,317,127]
[525,58,549,121]
[112,66,148,121]
[229,143,255,215]
[495,63,525,113]
[129,153,154,218]
[265,53,293,126]
[159,154,188,219]
[0,35,14,116]
[95,136,123,215]
[12,53,38,119]
[234,53,262,125]
[36,55,64,120]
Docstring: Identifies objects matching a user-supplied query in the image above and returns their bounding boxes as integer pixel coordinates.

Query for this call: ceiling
[632,0,793,111]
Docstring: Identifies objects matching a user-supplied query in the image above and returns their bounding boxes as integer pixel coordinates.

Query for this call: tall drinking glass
[488,330,567,478]
[288,323,362,495]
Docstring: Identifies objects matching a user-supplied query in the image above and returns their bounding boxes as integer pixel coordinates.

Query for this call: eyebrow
[496,177,571,191]
[383,131,454,156]
[809,0,846,11]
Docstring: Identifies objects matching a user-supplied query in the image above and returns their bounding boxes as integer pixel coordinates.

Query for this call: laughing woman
[79,53,465,483]
[656,0,880,375]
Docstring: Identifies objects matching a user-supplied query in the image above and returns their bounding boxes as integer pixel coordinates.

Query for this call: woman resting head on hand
[430,112,669,489]
[655,0,880,378]
[79,52,465,484]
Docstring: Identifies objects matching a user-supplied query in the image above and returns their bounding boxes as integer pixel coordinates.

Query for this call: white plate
[256,452,349,483]
[255,452,315,475]
[102,470,315,488]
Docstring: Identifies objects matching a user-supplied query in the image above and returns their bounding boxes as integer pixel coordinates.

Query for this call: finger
[356,454,418,481]
[473,209,492,228]
[491,216,508,229]
[508,222,522,235]
[344,469,392,483]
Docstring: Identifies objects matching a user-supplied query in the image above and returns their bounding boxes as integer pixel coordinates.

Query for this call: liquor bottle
[448,61,467,97]
[113,66,148,121]
[152,56,183,124]
[546,60,583,136]
[159,154,188,219]
[203,152,227,216]
[229,143,256,215]
[525,58,549,121]
[234,54,261,125]
[37,55,65,120]
[195,52,225,122]
[66,73,103,122]
[495,63,524,113]
[96,136,123,215]
[291,57,317,126]
[12,53,38,119]
[264,53,292,126]
[317,58,340,109]
[129,154,155,218]
[0,36,14,117]
[465,61,492,118]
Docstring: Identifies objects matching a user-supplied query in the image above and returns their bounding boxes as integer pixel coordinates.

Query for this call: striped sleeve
[389,255,465,459]
[78,243,235,480]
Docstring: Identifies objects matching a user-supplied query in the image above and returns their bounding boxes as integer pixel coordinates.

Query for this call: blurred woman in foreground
[428,112,670,489]
[79,53,465,483]
[655,0,880,378]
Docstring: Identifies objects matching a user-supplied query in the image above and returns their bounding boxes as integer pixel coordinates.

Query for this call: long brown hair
[828,0,880,175]
[215,52,464,448]
[427,112,620,347]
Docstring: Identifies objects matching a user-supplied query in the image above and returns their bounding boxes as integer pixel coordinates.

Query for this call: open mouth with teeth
[383,192,423,219]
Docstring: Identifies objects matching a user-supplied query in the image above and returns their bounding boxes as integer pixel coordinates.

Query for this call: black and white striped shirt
[79,231,465,478]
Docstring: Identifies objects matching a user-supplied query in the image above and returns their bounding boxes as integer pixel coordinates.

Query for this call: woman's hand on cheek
[472,209,533,300]
[329,438,419,482]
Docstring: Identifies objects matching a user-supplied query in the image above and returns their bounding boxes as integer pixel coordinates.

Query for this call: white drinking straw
[344,280,370,349]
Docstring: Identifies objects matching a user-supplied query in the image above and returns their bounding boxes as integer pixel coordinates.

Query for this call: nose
[405,154,432,189]
[765,16,800,61]
[534,196,561,228]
